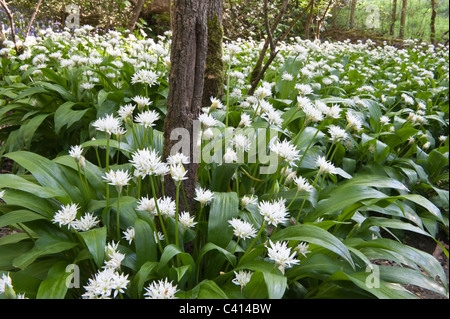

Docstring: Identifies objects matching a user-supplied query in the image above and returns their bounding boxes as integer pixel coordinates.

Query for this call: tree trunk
[399,0,407,39]
[128,0,145,32]
[390,0,397,36]
[163,0,207,212]
[430,0,437,44]
[349,0,357,29]
[202,0,224,108]
[0,28,5,49]
[305,0,315,39]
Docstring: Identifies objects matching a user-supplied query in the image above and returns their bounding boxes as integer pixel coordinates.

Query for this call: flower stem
[239,222,265,266]
[150,176,169,244]
[116,188,121,242]
[296,174,320,221]
[287,189,299,210]
[175,184,180,250]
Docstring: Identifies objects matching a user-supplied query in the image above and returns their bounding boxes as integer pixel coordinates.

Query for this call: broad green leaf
[358,217,431,238]
[210,164,241,192]
[54,101,89,134]
[18,113,50,149]
[36,261,71,299]
[0,174,66,199]
[207,192,239,248]
[132,261,159,298]
[325,271,417,299]
[271,224,355,269]
[78,226,106,267]
[349,238,447,291]
[5,151,77,202]
[286,254,353,281]
[195,242,236,281]
[134,219,157,268]
[378,265,447,297]
[13,241,78,270]
[245,269,287,299]
[197,280,228,299]
[0,209,47,228]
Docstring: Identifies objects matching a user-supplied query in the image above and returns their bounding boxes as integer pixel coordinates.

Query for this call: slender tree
[163,0,207,211]
[202,0,224,108]
[305,0,315,39]
[390,0,397,36]
[128,0,145,32]
[399,0,407,39]
[430,0,437,44]
[349,0,358,29]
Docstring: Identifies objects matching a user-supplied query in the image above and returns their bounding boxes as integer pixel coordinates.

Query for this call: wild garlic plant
[0,27,448,299]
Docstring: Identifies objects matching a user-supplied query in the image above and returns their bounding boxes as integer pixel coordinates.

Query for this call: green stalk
[287,189,299,210]
[296,121,325,168]
[116,188,121,241]
[175,183,180,250]
[225,60,232,129]
[296,174,320,222]
[150,176,169,244]
[239,222,266,266]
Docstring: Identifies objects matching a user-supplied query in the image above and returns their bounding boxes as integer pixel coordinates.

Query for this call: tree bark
[128,0,145,32]
[399,0,407,39]
[390,0,397,36]
[25,0,43,41]
[349,0,357,29]
[202,0,224,108]
[163,0,207,212]
[304,0,315,39]
[430,0,437,44]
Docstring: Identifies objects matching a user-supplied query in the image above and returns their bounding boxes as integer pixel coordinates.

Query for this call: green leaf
[0,209,47,228]
[195,242,236,280]
[197,280,229,299]
[210,164,241,192]
[358,217,431,238]
[18,113,50,149]
[325,270,417,299]
[134,219,157,268]
[78,226,106,267]
[13,241,78,270]
[378,265,447,297]
[350,238,447,291]
[54,101,89,134]
[132,261,159,298]
[245,269,287,299]
[5,151,76,202]
[0,174,66,199]
[271,224,355,269]
[36,261,71,299]
[207,192,239,248]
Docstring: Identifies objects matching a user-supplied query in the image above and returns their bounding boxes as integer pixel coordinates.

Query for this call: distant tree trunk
[163,0,207,212]
[25,0,42,40]
[202,0,224,108]
[305,0,315,39]
[128,0,145,32]
[390,0,397,36]
[315,0,335,39]
[0,28,5,49]
[399,0,407,39]
[430,0,437,44]
[349,0,357,29]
